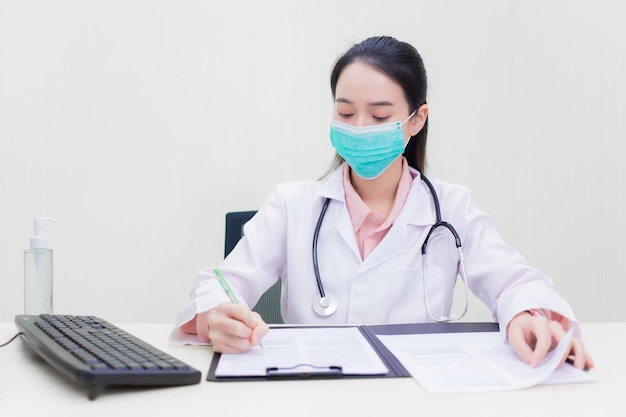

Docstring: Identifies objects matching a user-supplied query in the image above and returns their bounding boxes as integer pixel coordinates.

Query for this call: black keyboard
[15,314,201,400]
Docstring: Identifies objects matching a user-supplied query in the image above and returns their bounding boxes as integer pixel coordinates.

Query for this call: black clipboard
[206,322,499,382]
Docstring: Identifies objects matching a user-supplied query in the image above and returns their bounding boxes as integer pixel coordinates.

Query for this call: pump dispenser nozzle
[31,217,57,247]
[30,217,57,272]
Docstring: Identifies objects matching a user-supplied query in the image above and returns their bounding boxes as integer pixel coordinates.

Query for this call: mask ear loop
[406,102,429,137]
[400,110,419,146]
[401,109,418,126]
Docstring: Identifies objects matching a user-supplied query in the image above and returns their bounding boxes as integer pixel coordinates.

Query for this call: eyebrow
[335,98,395,107]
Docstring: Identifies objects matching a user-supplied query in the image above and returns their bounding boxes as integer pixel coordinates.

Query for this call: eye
[338,112,353,119]
[373,115,391,122]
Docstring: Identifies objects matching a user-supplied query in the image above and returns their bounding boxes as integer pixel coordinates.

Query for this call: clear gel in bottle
[24,217,57,315]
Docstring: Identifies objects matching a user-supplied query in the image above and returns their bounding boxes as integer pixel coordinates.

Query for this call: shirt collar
[343,158,414,233]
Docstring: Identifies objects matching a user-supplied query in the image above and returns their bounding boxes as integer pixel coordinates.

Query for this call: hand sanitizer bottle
[24,217,57,315]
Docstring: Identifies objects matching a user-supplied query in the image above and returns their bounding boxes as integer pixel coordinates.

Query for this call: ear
[409,104,429,136]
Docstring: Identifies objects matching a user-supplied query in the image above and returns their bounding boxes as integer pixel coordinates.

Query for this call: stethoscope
[311,174,470,322]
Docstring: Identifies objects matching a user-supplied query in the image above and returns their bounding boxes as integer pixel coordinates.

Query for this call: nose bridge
[355,113,368,127]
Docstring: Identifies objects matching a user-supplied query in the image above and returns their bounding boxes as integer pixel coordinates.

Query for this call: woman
[176,36,593,370]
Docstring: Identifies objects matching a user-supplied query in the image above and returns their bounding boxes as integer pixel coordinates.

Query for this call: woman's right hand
[196,302,269,353]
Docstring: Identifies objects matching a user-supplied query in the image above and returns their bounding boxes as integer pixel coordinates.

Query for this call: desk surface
[0,322,621,417]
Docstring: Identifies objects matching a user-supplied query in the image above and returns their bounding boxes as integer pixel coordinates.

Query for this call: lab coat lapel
[320,166,363,261]
[319,165,437,271]
[333,208,361,260]
[360,220,408,271]
[359,171,435,273]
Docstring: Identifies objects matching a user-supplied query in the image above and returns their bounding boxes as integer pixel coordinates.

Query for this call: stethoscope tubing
[312,197,331,298]
[311,173,467,320]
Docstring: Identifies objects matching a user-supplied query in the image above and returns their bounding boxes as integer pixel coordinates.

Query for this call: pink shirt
[343,158,413,260]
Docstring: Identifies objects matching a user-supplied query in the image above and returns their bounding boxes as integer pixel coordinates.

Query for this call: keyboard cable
[0,332,24,347]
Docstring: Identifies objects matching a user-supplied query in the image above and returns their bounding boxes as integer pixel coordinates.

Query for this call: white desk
[0,322,621,417]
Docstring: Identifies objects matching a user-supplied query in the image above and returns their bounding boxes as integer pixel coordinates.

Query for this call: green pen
[214,268,240,305]
[214,268,264,349]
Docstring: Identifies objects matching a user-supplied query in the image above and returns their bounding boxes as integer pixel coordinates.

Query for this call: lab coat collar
[318,165,357,259]
[319,163,435,227]
[398,167,437,227]
[317,163,437,271]
[319,164,346,202]
[361,168,436,270]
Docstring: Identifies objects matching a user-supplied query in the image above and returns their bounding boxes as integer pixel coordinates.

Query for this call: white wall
[0,0,624,324]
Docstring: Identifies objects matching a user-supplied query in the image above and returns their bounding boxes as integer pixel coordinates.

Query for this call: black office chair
[224,211,283,324]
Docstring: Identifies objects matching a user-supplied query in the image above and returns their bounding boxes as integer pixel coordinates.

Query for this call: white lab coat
[177,165,578,340]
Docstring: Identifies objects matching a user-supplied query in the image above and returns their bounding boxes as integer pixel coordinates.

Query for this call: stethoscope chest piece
[312,294,338,316]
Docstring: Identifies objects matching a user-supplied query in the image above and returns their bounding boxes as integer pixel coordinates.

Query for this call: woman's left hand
[507,311,594,370]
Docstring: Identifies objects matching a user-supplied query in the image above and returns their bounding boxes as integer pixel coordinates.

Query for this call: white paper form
[215,327,389,377]
[377,329,594,392]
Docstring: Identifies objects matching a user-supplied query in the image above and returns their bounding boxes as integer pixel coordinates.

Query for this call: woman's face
[333,61,420,140]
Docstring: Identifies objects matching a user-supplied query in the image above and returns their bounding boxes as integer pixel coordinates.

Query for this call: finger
[508,322,534,365]
[219,304,270,345]
[585,351,595,370]
[210,326,257,353]
[250,311,269,330]
[211,336,254,353]
[207,303,271,352]
[249,312,270,346]
[217,302,253,322]
[531,319,566,367]
[567,338,594,370]
[207,317,254,353]
[238,308,267,330]
[210,304,255,340]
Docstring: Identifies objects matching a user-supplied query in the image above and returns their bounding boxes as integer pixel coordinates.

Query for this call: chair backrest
[224,211,283,324]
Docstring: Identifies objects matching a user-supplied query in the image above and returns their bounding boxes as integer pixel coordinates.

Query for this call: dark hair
[324,36,428,176]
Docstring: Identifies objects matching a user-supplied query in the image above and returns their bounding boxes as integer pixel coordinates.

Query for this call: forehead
[335,61,406,106]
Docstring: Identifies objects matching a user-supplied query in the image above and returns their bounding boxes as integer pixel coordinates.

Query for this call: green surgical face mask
[329,111,416,179]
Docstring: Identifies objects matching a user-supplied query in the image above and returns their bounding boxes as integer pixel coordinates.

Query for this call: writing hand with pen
[191,269,269,353]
